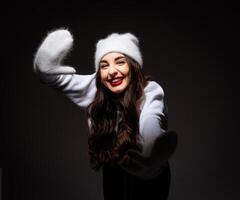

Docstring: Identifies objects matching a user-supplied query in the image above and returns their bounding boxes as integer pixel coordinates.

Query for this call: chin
[110,88,125,94]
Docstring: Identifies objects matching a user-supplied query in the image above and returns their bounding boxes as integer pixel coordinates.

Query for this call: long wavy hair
[87,55,150,171]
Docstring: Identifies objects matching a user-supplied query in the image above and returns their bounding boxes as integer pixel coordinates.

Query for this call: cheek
[100,70,107,82]
[125,75,130,86]
[123,68,130,80]
[120,65,130,76]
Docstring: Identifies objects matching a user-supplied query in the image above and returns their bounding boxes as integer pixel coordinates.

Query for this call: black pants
[102,162,171,200]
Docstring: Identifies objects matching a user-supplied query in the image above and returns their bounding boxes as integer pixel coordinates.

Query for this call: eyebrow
[115,56,126,61]
[100,56,126,64]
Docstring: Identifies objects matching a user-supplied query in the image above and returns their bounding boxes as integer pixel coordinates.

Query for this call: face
[99,52,130,94]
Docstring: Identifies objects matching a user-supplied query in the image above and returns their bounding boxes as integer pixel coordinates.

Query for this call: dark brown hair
[87,55,150,170]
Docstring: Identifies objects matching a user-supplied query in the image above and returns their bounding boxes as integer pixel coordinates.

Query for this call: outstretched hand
[34,29,76,74]
[121,130,178,180]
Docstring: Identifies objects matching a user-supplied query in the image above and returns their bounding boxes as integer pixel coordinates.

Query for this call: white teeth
[110,78,123,82]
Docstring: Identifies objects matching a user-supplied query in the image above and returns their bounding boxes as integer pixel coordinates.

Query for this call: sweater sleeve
[139,81,166,156]
[37,72,97,109]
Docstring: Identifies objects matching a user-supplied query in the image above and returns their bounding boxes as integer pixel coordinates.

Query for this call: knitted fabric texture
[94,33,143,71]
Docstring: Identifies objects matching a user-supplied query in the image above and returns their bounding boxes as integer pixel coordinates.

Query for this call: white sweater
[37,72,166,157]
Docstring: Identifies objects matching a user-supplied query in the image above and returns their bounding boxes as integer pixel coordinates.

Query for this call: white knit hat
[94,33,143,71]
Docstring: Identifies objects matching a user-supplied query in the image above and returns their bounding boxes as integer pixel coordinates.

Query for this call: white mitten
[34,29,76,74]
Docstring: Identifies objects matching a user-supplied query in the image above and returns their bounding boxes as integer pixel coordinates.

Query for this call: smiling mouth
[108,77,124,86]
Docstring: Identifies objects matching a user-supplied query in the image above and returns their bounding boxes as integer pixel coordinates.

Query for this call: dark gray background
[1,1,237,200]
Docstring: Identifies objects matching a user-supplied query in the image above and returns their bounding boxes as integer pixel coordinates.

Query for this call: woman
[34,29,177,200]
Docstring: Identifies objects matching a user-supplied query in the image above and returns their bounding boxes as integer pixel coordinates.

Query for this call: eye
[100,64,108,69]
[117,61,125,65]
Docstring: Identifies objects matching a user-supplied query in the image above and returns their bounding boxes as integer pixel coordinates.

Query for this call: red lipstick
[109,78,123,86]
[110,79,122,86]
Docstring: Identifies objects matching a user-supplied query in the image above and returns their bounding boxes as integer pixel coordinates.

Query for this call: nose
[108,65,118,77]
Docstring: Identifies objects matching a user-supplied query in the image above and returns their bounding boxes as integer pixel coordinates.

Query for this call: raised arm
[33,29,96,108]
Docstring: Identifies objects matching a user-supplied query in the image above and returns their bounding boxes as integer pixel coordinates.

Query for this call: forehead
[101,52,126,62]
